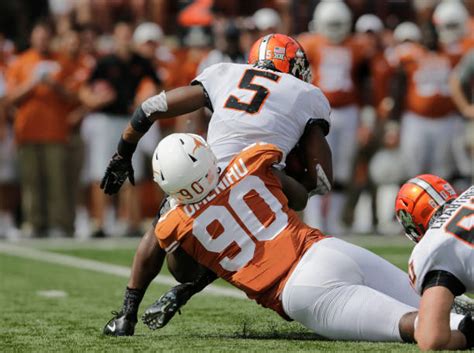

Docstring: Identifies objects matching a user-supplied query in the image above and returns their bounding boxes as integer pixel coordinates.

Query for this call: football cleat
[142,283,196,330]
[395,174,457,243]
[248,33,312,83]
[103,310,137,336]
[453,295,474,317]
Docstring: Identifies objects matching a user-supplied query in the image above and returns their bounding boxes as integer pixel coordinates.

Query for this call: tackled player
[101,34,333,335]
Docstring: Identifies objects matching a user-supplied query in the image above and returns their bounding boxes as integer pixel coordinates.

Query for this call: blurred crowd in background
[0,0,473,239]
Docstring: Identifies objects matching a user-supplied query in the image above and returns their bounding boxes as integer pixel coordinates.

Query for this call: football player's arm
[300,123,333,196]
[272,168,308,211]
[100,85,206,194]
[415,270,470,351]
[450,68,474,120]
[122,85,206,145]
[416,287,467,350]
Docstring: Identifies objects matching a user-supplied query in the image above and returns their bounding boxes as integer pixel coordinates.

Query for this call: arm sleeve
[190,63,225,112]
[295,87,331,136]
[422,270,466,296]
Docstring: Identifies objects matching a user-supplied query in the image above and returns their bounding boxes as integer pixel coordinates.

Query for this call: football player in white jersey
[396,175,474,350]
[100,34,333,336]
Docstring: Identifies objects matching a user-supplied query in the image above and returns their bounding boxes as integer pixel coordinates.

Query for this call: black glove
[100,153,135,195]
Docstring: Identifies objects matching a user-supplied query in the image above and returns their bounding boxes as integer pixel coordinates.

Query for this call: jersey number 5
[224,69,280,114]
[445,206,474,246]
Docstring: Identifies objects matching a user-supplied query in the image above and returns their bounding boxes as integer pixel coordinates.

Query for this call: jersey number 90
[192,175,288,271]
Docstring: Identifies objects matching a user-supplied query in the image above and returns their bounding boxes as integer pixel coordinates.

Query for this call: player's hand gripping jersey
[155,143,326,317]
[409,186,474,295]
[191,63,331,168]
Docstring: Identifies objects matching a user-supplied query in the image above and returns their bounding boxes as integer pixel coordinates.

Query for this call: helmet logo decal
[273,46,286,60]
[192,137,205,153]
[397,209,422,241]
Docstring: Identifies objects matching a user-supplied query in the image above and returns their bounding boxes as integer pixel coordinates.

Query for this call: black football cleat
[453,295,474,316]
[142,283,198,330]
[103,310,137,336]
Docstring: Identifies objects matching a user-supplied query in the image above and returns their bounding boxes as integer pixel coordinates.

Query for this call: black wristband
[458,314,474,348]
[117,137,138,160]
[130,106,153,133]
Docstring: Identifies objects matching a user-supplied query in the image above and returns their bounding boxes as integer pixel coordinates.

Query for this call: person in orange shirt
[6,21,75,237]
[0,35,19,239]
[56,28,96,237]
[298,0,366,235]
[389,20,463,182]
[139,134,470,346]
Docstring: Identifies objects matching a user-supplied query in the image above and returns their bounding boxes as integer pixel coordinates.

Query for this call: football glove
[100,153,135,195]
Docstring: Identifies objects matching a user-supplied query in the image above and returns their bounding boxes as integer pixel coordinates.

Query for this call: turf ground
[0,236,430,352]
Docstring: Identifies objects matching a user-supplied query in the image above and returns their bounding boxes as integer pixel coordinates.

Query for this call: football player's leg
[399,112,429,178]
[323,237,420,307]
[282,238,416,341]
[429,114,458,179]
[104,226,166,336]
[326,105,359,235]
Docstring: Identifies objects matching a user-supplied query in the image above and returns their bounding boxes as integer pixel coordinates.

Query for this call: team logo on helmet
[248,34,312,83]
[397,209,423,242]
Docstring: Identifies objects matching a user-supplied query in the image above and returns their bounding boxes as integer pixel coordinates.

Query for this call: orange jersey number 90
[192,175,288,271]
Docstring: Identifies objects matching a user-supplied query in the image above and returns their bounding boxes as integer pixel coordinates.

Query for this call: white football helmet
[152,133,219,204]
[433,1,468,45]
[311,0,352,44]
[355,14,384,34]
[393,22,422,43]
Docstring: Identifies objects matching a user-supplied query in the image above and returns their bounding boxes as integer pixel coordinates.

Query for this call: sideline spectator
[0,34,19,239]
[80,21,161,237]
[449,49,474,185]
[299,0,366,235]
[6,21,74,237]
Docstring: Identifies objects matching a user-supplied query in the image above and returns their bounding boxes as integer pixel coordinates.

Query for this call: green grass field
[0,236,431,352]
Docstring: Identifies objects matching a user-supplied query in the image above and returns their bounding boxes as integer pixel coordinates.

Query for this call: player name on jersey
[183,158,249,217]
[430,187,474,229]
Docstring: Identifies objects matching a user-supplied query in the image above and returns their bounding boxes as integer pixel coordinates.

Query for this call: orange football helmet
[248,33,312,83]
[395,174,457,242]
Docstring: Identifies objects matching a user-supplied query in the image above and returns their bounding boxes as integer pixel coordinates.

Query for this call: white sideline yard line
[0,242,246,300]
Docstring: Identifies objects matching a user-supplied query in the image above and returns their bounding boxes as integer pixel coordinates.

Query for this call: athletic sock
[122,287,145,322]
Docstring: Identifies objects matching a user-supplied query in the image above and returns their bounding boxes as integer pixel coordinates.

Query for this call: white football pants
[282,237,419,342]
[399,111,460,179]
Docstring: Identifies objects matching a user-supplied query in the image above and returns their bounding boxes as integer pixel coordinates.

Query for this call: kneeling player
[396,175,474,350]
[144,133,467,343]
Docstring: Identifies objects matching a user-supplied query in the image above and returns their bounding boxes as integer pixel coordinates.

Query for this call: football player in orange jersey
[433,1,474,65]
[101,33,333,336]
[388,19,462,182]
[140,134,471,344]
[298,0,366,235]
